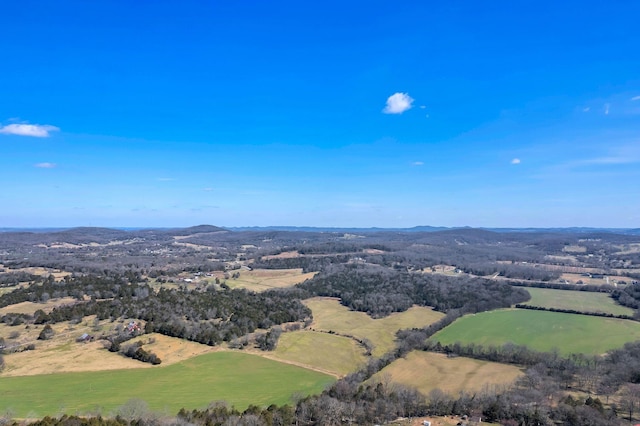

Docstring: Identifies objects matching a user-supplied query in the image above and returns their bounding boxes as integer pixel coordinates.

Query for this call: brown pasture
[0,297,77,316]
[219,268,316,292]
[372,351,522,396]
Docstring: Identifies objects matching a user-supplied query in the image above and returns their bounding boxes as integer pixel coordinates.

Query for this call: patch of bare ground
[172,241,212,250]
[261,251,301,260]
[563,245,587,253]
[363,248,385,254]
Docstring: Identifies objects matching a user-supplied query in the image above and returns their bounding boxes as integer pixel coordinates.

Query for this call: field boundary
[515,304,636,321]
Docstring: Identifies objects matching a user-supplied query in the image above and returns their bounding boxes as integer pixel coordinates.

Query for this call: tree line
[296,264,530,317]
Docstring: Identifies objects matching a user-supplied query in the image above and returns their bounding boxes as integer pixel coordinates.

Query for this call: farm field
[217,268,316,292]
[0,297,77,316]
[304,297,444,357]
[261,251,300,260]
[523,288,634,316]
[432,309,640,355]
[0,317,155,376]
[1,312,226,376]
[372,351,522,395]
[268,330,366,376]
[0,351,334,418]
[0,285,19,295]
[0,264,70,280]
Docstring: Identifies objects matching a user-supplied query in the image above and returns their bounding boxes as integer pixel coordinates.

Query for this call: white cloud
[34,162,56,168]
[511,158,521,165]
[632,96,640,101]
[202,187,214,192]
[0,123,59,137]
[412,161,424,166]
[383,92,414,114]
[604,103,610,115]
[582,107,590,112]
[419,105,426,109]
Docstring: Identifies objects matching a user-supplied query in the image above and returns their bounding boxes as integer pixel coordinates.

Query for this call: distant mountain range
[227,226,640,235]
[1,225,639,236]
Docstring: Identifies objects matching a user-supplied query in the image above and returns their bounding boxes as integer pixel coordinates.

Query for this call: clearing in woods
[217,268,316,292]
[371,351,522,395]
[304,297,444,357]
[523,287,634,316]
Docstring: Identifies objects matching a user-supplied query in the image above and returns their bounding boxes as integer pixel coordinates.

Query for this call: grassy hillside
[432,309,640,355]
[372,351,522,395]
[0,351,334,418]
[304,297,444,357]
[219,269,316,292]
[523,287,634,316]
[269,330,367,376]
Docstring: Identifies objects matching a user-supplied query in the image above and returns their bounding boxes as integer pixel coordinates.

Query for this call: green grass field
[523,288,634,316]
[371,351,522,395]
[304,298,444,357]
[432,309,640,355]
[271,330,367,376]
[0,351,334,418]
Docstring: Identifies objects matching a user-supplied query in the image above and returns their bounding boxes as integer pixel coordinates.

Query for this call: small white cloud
[604,103,610,115]
[583,107,590,112]
[632,96,640,101]
[383,92,414,114]
[412,161,424,166]
[511,158,521,165]
[202,187,214,192]
[419,105,426,109]
[0,123,60,137]
[35,162,56,168]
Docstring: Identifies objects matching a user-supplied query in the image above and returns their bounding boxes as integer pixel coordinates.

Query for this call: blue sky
[1,1,639,228]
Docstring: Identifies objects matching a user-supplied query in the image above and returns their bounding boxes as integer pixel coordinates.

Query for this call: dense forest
[297,265,530,317]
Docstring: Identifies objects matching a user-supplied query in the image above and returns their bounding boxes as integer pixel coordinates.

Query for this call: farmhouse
[76,333,93,343]
[126,321,141,334]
